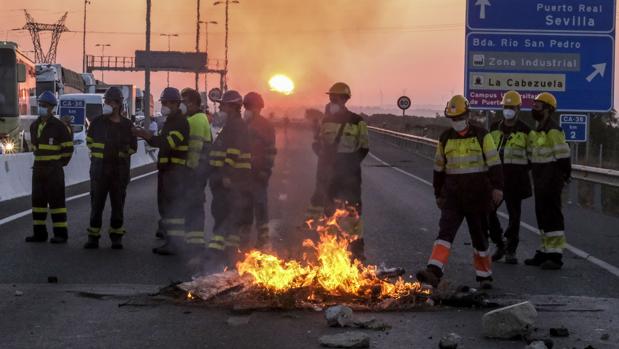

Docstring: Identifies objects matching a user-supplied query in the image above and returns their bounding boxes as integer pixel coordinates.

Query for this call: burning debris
[178,209,431,310]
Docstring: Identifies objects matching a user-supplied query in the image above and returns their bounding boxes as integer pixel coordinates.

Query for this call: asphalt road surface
[1,125,618,348]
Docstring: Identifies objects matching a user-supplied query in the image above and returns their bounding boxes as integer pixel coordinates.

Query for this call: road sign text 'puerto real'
[465,0,616,112]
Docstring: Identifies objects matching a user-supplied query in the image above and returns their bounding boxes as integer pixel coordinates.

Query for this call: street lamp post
[213,0,239,91]
[199,20,218,93]
[95,43,110,81]
[82,0,92,72]
[160,33,179,86]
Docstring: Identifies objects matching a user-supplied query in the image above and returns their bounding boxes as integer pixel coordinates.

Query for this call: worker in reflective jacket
[206,90,252,265]
[180,88,213,248]
[133,87,190,255]
[416,95,504,290]
[487,91,532,264]
[26,91,74,244]
[84,87,137,249]
[524,92,571,270]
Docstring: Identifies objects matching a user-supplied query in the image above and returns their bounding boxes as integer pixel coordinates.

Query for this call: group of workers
[25,82,571,288]
[416,90,571,290]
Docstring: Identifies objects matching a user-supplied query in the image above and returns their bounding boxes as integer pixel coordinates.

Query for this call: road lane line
[369,152,619,279]
[0,170,158,227]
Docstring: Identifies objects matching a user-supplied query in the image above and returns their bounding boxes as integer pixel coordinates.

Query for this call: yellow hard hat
[534,92,557,110]
[501,90,522,107]
[327,82,351,98]
[444,95,469,118]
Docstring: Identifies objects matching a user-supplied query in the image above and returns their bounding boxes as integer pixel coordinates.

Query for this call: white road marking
[369,151,619,279]
[0,170,158,227]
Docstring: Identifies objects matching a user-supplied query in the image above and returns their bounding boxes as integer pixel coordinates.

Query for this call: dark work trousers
[250,176,270,229]
[184,165,209,245]
[326,172,362,215]
[534,186,565,236]
[487,196,523,253]
[209,179,249,251]
[89,168,129,233]
[32,165,68,238]
[157,167,187,240]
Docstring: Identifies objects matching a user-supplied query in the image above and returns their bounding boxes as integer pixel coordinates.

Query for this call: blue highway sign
[59,100,86,125]
[560,114,588,142]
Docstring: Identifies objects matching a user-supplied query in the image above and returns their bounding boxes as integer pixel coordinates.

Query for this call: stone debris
[14,290,23,296]
[549,327,569,337]
[319,331,370,348]
[438,332,461,349]
[525,341,548,349]
[601,333,610,341]
[352,317,391,331]
[226,316,250,326]
[482,301,537,339]
[325,305,354,327]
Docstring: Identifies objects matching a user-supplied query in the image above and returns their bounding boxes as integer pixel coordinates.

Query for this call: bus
[0,41,36,154]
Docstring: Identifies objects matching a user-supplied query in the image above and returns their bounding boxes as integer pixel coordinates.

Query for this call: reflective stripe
[210,151,226,157]
[429,240,451,270]
[164,218,185,225]
[35,155,62,161]
[435,239,452,249]
[38,144,61,150]
[89,143,105,149]
[186,231,204,239]
[53,222,68,228]
[61,153,72,158]
[167,230,185,237]
[87,227,101,236]
[176,145,189,151]
[169,131,185,142]
[33,220,46,225]
[445,166,488,175]
[544,230,565,238]
[428,259,444,269]
[159,158,169,164]
[474,249,490,257]
[32,207,47,213]
[209,160,224,167]
[61,141,74,148]
[208,242,225,250]
[90,152,104,159]
[224,158,251,169]
[226,148,241,155]
[49,208,67,214]
[187,238,205,244]
[171,158,186,165]
[167,136,176,148]
[109,227,126,235]
[475,270,493,278]
[445,154,485,165]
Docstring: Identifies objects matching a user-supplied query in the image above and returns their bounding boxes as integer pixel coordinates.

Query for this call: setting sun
[268,74,295,95]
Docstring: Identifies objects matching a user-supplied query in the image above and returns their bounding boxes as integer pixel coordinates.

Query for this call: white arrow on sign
[475,0,491,20]
[586,63,607,82]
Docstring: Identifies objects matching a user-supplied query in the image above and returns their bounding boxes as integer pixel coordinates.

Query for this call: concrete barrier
[0,140,156,202]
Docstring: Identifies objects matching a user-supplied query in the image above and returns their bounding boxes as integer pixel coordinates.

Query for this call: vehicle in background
[81,73,96,94]
[35,64,85,98]
[134,88,154,127]
[0,41,36,154]
[56,93,104,146]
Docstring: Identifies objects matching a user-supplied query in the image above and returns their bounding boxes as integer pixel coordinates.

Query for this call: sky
[1,0,617,115]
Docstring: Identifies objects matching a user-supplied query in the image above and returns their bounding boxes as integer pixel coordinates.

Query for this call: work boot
[479,279,493,290]
[83,235,100,249]
[491,246,506,262]
[25,234,48,243]
[49,236,68,244]
[524,250,548,266]
[504,252,518,265]
[415,266,441,288]
[110,234,124,250]
[152,237,180,256]
[155,230,165,239]
[349,238,366,263]
[540,253,563,270]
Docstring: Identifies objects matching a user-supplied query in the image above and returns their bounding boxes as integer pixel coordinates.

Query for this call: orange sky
[2,0,617,114]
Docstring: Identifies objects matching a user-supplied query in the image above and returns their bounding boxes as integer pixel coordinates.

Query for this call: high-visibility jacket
[489,120,532,200]
[30,115,73,167]
[247,114,276,178]
[316,110,369,177]
[434,124,504,212]
[528,119,571,189]
[147,111,190,170]
[86,115,137,179]
[186,112,212,169]
[209,112,251,183]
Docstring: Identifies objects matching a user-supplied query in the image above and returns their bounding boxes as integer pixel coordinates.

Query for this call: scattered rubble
[601,333,610,341]
[319,331,370,348]
[352,318,391,331]
[325,305,354,327]
[14,290,23,296]
[525,341,548,349]
[438,332,461,349]
[549,327,569,337]
[482,301,537,339]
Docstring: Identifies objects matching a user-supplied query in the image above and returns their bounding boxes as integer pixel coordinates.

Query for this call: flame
[237,207,429,300]
[187,292,195,300]
[268,74,295,95]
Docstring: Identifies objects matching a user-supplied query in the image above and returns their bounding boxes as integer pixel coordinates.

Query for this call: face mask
[531,109,545,122]
[503,109,517,120]
[328,102,341,115]
[179,103,188,115]
[451,119,468,132]
[243,110,253,121]
[102,104,114,116]
[161,106,171,116]
[38,106,49,117]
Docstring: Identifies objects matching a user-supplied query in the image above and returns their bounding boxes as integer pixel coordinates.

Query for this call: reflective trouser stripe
[53,222,68,228]
[110,227,126,235]
[49,208,67,214]
[473,249,492,278]
[32,207,47,213]
[428,239,451,270]
[208,235,226,250]
[226,235,240,248]
[33,220,47,225]
[88,227,101,237]
[167,230,185,237]
[186,231,205,245]
[541,230,566,254]
[163,218,185,237]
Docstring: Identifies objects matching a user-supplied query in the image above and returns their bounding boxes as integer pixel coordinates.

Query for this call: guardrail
[368,126,619,188]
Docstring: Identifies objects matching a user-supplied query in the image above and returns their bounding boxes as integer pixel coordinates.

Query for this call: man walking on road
[84,87,137,250]
[26,91,74,244]
[309,82,369,261]
[524,92,571,270]
[206,90,252,265]
[417,95,503,289]
[133,87,190,256]
[487,91,532,264]
[243,92,277,249]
